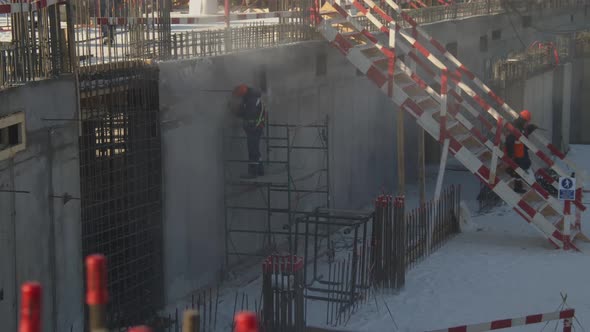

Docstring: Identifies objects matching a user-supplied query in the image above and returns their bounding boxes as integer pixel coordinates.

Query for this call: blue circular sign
[561,178,573,189]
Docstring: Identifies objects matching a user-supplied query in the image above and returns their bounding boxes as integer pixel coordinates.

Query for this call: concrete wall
[570,58,590,144]
[159,41,400,303]
[0,77,83,332]
[158,6,588,304]
[491,63,574,152]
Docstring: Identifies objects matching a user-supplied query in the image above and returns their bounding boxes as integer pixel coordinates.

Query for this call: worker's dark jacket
[505,117,531,170]
[236,87,265,130]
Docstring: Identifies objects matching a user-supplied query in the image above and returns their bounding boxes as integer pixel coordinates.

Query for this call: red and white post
[563,317,573,332]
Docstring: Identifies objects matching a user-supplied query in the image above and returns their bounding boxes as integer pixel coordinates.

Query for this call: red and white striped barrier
[381,0,586,190]
[426,308,575,332]
[0,0,65,14]
[317,0,583,249]
[371,0,587,217]
[92,9,299,25]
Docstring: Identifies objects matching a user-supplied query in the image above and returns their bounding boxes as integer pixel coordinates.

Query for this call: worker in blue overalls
[230,84,266,178]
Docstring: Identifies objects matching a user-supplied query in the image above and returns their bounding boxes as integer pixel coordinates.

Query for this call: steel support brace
[434,138,450,202]
[439,69,448,142]
[429,138,450,254]
[434,67,449,202]
[388,23,396,98]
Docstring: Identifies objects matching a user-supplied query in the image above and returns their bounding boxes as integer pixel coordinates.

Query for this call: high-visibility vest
[514,142,525,158]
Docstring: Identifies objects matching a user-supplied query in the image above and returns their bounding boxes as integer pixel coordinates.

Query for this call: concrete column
[189,0,218,15]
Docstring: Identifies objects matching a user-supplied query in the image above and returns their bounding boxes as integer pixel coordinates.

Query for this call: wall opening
[0,112,26,160]
[480,35,488,52]
[446,42,458,57]
[492,29,502,40]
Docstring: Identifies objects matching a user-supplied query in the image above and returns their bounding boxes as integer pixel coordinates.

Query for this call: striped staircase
[314,0,589,249]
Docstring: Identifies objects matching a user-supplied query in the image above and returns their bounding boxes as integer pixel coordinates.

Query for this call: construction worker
[230,84,266,178]
[504,110,538,194]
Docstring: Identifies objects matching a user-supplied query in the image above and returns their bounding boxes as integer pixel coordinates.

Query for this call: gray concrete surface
[0,77,83,332]
[159,41,399,303]
[159,5,589,306]
[570,57,590,144]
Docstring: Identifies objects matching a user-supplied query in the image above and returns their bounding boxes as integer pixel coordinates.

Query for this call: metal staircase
[314,0,588,249]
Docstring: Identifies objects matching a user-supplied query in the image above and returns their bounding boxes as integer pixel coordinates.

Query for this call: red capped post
[86,254,108,331]
[19,282,42,332]
[234,311,259,332]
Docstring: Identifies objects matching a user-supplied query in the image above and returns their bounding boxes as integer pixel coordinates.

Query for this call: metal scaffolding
[223,117,330,266]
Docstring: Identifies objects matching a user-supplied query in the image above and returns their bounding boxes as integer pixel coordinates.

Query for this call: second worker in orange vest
[504,110,538,194]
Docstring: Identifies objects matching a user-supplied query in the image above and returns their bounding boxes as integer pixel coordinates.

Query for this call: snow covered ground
[166,145,590,331]
[346,145,590,332]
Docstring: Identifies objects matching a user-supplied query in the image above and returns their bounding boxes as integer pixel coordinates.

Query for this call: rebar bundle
[371,195,406,290]
[261,255,305,332]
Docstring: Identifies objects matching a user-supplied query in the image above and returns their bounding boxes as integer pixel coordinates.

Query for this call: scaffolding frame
[223,116,330,266]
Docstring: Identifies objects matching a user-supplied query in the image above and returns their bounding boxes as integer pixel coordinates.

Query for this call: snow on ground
[166,145,590,331]
[0,15,10,41]
[345,145,590,332]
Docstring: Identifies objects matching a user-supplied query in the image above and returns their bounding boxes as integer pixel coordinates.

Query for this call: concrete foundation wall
[158,7,587,304]
[493,63,574,152]
[0,77,83,332]
[570,58,590,144]
[159,41,399,303]
[524,70,554,141]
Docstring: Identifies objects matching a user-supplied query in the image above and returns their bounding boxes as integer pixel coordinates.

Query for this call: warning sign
[558,176,576,201]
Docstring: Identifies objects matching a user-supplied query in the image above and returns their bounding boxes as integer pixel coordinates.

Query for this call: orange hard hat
[233,84,248,97]
[520,110,531,121]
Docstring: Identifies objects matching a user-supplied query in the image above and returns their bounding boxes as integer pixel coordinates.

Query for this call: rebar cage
[79,61,164,329]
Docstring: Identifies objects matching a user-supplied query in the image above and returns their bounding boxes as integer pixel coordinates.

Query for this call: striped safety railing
[0,0,65,14]
[383,0,588,194]
[315,0,587,248]
[351,0,584,246]
[426,308,575,332]
[92,10,300,25]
